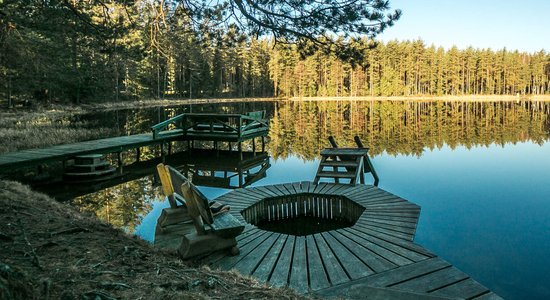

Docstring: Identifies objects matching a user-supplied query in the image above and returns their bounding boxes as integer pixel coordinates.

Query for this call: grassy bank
[0,180,308,299]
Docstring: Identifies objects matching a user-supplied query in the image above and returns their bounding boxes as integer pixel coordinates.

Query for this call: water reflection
[178,150,271,189]
[62,100,550,238]
[269,100,550,159]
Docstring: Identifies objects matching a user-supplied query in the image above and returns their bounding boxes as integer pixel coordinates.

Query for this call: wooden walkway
[161,183,500,299]
[0,131,182,170]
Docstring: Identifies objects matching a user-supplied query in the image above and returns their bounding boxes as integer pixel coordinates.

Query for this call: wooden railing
[242,193,365,226]
[151,111,268,141]
[151,114,186,139]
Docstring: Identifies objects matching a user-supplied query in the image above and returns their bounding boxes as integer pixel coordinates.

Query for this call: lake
[41,100,550,299]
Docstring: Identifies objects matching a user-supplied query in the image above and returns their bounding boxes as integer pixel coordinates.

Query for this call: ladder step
[316,171,357,179]
[320,161,359,167]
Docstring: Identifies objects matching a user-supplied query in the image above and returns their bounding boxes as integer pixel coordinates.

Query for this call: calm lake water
[45,100,550,299]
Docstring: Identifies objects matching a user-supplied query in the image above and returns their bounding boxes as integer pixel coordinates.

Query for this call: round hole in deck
[241,194,365,236]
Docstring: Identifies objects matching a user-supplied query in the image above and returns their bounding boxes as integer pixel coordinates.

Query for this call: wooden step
[320,148,369,156]
[320,161,359,167]
[316,171,356,179]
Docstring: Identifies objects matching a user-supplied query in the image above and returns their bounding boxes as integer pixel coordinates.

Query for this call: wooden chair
[156,163,245,259]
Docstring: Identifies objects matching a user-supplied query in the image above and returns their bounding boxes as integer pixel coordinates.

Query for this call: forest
[1,0,549,107]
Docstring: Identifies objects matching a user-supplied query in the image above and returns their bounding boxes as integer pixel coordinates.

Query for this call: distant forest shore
[291,94,550,102]
[3,94,550,113]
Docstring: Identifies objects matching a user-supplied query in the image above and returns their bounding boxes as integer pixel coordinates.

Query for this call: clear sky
[377,0,549,53]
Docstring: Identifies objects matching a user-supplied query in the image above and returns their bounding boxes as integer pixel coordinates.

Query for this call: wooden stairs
[314,136,379,186]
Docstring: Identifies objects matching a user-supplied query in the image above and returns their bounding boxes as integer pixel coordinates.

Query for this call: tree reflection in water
[70,100,550,234]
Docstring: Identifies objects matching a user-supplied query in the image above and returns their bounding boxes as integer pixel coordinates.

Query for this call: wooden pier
[0,111,269,173]
[0,132,182,171]
[155,182,500,299]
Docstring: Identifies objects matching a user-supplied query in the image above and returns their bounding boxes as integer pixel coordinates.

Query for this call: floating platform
[155,182,501,299]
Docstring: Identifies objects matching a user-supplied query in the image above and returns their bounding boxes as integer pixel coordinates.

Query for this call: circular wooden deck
[201,182,500,299]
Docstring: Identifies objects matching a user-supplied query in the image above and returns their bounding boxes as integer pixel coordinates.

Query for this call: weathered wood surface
[0,132,182,170]
[190,182,500,299]
[152,112,269,142]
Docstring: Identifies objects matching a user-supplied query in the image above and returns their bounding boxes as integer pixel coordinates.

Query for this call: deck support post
[160,143,166,163]
[168,142,172,155]
[228,142,232,153]
[261,136,265,152]
[117,152,123,173]
[252,138,256,155]
[238,142,243,160]
[136,148,141,162]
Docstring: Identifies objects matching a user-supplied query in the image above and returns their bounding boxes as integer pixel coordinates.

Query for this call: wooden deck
[156,182,500,299]
[0,131,182,170]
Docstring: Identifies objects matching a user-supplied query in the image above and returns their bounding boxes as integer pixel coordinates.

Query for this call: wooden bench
[156,164,245,259]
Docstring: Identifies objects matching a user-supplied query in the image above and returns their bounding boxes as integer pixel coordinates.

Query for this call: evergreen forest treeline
[1,1,549,106]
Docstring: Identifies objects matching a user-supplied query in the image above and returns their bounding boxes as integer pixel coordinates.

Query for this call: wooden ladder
[313,136,379,186]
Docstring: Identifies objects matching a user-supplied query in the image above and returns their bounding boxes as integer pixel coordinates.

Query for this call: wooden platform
[0,131,182,170]
[151,112,269,143]
[156,183,500,299]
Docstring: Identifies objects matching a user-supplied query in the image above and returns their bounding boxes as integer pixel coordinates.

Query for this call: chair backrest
[157,163,178,208]
[157,163,196,208]
[180,181,214,225]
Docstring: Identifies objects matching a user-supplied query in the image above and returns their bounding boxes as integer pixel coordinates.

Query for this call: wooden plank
[306,235,330,291]
[214,231,274,269]
[329,230,398,272]
[269,235,296,287]
[362,211,420,222]
[356,219,418,237]
[358,257,450,288]
[390,266,468,293]
[316,171,356,179]
[320,148,370,156]
[252,186,279,198]
[430,278,490,299]
[289,236,308,293]
[272,183,292,196]
[232,233,281,275]
[346,227,432,261]
[321,232,372,280]
[236,227,264,244]
[320,161,359,167]
[336,229,413,266]
[313,233,349,286]
[252,235,288,282]
[291,182,304,194]
[361,216,419,230]
[264,184,286,197]
[354,222,416,241]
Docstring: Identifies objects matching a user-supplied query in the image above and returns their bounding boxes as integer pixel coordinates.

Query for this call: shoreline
[2,94,550,115]
[289,94,550,102]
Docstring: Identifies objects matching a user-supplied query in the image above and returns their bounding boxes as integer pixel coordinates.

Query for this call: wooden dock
[0,132,182,171]
[0,111,270,173]
[155,182,500,299]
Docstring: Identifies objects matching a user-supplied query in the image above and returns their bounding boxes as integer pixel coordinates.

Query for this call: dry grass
[0,110,117,154]
[0,180,311,299]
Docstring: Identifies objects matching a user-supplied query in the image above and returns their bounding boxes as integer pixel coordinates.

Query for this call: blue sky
[377,0,549,53]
